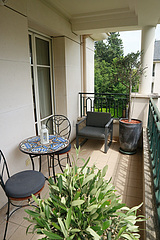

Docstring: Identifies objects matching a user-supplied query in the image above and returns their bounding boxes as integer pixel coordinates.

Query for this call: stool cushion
[5,170,45,198]
[55,143,71,155]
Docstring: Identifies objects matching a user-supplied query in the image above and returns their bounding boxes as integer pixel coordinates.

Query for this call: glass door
[29,32,54,134]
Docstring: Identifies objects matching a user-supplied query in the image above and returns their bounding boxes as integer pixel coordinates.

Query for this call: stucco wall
[53,36,82,140]
[0,6,35,208]
[65,37,82,140]
[131,94,159,128]
[86,37,94,93]
[0,1,94,208]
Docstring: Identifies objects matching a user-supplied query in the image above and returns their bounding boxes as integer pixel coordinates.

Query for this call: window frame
[29,31,55,135]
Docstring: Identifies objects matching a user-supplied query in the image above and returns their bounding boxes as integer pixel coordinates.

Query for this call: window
[29,32,54,134]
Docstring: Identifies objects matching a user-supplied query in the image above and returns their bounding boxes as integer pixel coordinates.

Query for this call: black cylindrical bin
[119,118,142,154]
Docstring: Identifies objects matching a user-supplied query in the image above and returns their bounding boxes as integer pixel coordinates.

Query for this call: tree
[94,32,123,63]
[112,51,144,122]
[94,32,124,94]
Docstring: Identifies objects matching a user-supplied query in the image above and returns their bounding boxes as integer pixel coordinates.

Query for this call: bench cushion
[86,112,111,127]
[78,126,105,139]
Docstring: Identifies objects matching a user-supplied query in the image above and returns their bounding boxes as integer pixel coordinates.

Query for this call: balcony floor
[0,138,144,240]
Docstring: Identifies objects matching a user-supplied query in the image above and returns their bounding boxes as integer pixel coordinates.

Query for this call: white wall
[53,37,67,116]
[53,37,81,141]
[65,38,81,140]
[0,6,35,208]
[0,1,95,208]
[53,36,94,140]
[131,93,159,127]
[86,37,94,93]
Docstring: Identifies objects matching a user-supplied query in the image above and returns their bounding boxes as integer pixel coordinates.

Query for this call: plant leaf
[51,222,61,231]
[86,226,101,240]
[58,175,63,193]
[86,204,98,212]
[107,231,112,240]
[115,226,127,240]
[127,203,143,215]
[71,200,85,206]
[42,229,63,239]
[102,165,108,177]
[70,229,81,233]
[102,220,111,230]
[58,218,68,238]
[31,194,40,204]
[121,233,133,240]
[65,207,72,230]
[82,174,95,186]
[45,204,50,219]
[25,209,40,218]
[81,157,90,172]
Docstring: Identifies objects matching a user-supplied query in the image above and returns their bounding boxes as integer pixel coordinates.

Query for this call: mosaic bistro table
[19,135,69,181]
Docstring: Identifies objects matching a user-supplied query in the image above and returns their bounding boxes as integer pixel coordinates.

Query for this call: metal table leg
[51,154,56,182]
[29,154,41,172]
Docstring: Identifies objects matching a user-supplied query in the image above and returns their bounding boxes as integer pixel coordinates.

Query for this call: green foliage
[94,59,127,94]
[112,51,144,121]
[25,149,145,239]
[94,33,123,63]
[112,51,143,91]
[94,107,123,119]
[94,32,125,94]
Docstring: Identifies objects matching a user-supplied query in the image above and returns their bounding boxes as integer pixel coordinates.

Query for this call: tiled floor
[0,138,144,240]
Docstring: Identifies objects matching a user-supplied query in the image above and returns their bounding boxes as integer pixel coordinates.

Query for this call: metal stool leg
[57,155,64,173]
[3,199,10,240]
[47,155,51,177]
[67,153,72,167]
[52,154,56,183]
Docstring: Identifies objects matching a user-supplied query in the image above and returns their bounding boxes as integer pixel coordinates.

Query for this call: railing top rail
[79,91,129,118]
[79,92,128,97]
[150,98,160,121]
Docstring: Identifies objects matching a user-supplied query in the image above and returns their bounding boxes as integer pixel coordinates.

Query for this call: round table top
[19,135,69,155]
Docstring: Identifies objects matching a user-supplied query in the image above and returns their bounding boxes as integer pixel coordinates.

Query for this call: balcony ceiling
[44,0,160,35]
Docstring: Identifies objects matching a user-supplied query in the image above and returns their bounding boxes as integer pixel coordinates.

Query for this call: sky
[119,24,160,55]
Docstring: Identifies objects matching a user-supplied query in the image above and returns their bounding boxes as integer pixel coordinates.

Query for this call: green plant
[95,107,123,118]
[25,148,145,239]
[113,51,145,122]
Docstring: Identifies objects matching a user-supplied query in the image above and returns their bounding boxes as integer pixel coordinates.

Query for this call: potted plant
[25,149,145,239]
[113,51,145,154]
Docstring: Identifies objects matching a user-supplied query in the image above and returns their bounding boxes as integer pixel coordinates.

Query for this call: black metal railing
[147,98,160,227]
[79,92,129,119]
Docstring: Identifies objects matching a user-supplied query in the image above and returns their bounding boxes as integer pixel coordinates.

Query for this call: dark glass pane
[37,67,52,119]
[31,67,37,122]
[45,119,53,135]
[35,123,38,136]
[36,38,50,66]
[29,35,33,64]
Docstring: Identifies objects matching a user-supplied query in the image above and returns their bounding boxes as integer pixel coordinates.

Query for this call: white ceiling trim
[71,10,138,35]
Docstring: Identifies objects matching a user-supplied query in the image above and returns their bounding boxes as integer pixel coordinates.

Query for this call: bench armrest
[105,118,113,128]
[76,117,87,126]
[76,117,87,134]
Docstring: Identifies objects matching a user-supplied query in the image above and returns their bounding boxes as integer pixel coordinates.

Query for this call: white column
[82,35,87,93]
[140,26,155,94]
